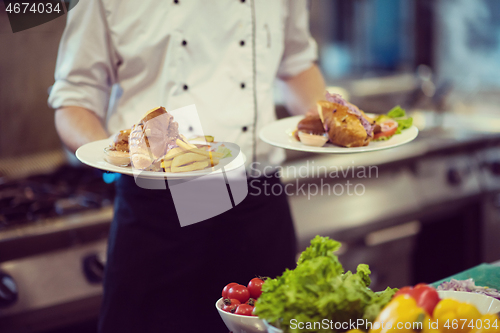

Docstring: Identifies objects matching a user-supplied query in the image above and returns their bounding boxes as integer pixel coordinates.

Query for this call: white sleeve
[48,0,118,120]
[276,0,318,79]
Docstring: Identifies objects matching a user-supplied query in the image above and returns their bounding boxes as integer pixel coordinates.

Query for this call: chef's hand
[55,106,108,153]
[281,63,325,116]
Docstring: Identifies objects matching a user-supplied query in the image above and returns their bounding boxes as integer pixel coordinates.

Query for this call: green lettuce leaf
[387,105,406,118]
[375,105,413,136]
[395,118,413,134]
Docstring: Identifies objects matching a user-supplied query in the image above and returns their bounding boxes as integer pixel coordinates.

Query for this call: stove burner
[0,165,115,230]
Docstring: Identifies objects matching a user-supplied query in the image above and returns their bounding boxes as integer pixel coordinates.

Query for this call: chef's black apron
[98,172,297,333]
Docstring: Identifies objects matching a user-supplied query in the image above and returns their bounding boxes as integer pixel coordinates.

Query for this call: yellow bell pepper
[433,298,482,333]
[369,295,427,332]
[468,314,500,333]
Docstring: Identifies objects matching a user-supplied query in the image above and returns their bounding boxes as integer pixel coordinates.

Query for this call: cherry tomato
[222,282,238,299]
[393,286,412,298]
[246,298,257,306]
[222,298,241,312]
[247,278,264,299]
[234,304,254,316]
[411,284,440,316]
[394,283,440,316]
[227,285,250,304]
[373,120,398,140]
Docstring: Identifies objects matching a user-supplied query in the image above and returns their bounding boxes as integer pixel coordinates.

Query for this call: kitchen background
[1,0,500,332]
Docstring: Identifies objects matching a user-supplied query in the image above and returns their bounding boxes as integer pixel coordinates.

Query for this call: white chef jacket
[48,0,318,168]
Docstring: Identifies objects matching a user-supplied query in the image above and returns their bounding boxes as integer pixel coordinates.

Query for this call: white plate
[76,139,244,179]
[259,115,419,153]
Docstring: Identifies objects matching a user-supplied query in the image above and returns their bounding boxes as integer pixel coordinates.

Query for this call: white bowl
[263,320,284,333]
[437,290,500,314]
[261,291,500,333]
[216,298,267,333]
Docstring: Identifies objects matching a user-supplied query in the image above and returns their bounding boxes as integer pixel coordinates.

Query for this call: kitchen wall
[0,6,65,158]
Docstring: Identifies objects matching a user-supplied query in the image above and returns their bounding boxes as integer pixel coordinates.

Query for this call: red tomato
[411,284,440,316]
[234,304,254,316]
[373,120,398,140]
[227,285,250,304]
[393,286,412,298]
[247,278,264,299]
[393,283,440,316]
[222,298,241,312]
[246,298,257,306]
[222,282,238,299]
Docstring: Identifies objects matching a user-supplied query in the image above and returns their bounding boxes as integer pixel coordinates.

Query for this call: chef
[49,1,326,332]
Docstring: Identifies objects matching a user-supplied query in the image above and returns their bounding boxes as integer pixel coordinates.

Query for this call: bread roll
[318,101,370,148]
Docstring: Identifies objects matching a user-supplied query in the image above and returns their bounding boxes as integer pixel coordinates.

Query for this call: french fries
[164,147,184,160]
[171,153,207,169]
[171,161,210,173]
[161,159,172,169]
[177,145,224,159]
[176,138,197,150]
[161,137,224,173]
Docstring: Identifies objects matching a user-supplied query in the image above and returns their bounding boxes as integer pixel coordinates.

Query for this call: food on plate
[189,135,215,143]
[294,114,329,146]
[104,106,229,173]
[254,236,397,332]
[297,131,329,147]
[294,92,413,148]
[437,279,500,301]
[372,106,413,141]
[129,106,180,171]
[171,152,207,168]
[103,147,131,166]
[111,129,131,152]
[104,129,132,166]
[318,100,374,147]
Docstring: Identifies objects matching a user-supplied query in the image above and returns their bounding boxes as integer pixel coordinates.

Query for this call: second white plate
[259,115,419,153]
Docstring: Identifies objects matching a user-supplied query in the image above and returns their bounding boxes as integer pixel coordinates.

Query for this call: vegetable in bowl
[254,236,397,333]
